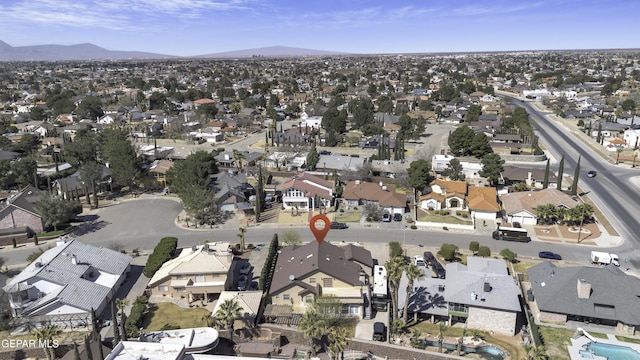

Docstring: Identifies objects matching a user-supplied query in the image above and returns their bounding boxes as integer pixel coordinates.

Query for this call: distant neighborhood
[1,50,640,360]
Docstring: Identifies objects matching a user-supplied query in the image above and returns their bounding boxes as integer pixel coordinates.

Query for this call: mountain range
[0,41,349,61]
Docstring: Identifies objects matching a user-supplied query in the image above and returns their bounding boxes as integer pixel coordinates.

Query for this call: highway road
[506,97,640,268]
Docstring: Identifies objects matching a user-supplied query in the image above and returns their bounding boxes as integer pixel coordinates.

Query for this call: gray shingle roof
[528,262,640,325]
[3,239,131,315]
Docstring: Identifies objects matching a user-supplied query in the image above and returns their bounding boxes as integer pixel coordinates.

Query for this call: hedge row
[125,295,148,338]
[143,237,178,278]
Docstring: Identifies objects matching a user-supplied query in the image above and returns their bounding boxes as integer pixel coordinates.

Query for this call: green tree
[0,159,11,189]
[328,327,349,360]
[298,310,325,356]
[255,165,265,221]
[12,157,38,188]
[100,128,141,191]
[237,227,246,251]
[214,299,243,341]
[499,248,518,263]
[64,127,100,166]
[281,230,301,246]
[448,125,475,156]
[466,104,482,122]
[542,159,550,189]
[469,241,479,254]
[571,156,581,196]
[76,96,104,120]
[36,193,80,231]
[79,161,105,209]
[479,153,505,186]
[408,159,431,193]
[514,182,529,192]
[385,256,407,321]
[469,132,492,158]
[439,243,459,261]
[349,98,375,130]
[16,133,42,154]
[557,154,565,191]
[621,98,636,112]
[397,114,426,140]
[477,246,491,257]
[32,325,61,360]
[166,151,218,209]
[441,158,465,181]
[196,103,219,120]
[29,106,47,121]
[306,142,320,171]
[403,263,425,322]
[535,203,558,225]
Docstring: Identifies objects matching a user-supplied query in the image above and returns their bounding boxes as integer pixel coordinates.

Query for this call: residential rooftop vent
[484,282,492,293]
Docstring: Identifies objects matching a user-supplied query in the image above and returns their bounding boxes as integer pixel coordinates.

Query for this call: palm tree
[457,327,467,356]
[298,310,325,356]
[535,204,557,225]
[437,323,447,353]
[402,263,425,323]
[32,324,61,360]
[328,326,349,360]
[214,299,243,342]
[237,227,246,251]
[386,256,407,321]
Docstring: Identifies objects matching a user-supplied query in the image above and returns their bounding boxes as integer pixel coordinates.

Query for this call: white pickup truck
[590,251,620,266]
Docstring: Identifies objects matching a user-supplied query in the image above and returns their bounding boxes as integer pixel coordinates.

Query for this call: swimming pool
[585,342,640,360]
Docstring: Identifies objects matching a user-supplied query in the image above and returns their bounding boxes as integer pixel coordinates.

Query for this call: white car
[413,255,427,267]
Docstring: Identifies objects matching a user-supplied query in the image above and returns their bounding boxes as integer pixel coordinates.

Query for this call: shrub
[477,246,491,258]
[247,244,255,249]
[339,209,345,213]
[125,295,148,338]
[143,237,178,278]
[439,243,459,261]
[353,206,358,210]
[469,241,480,253]
[499,248,518,263]
[389,241,403,258]
[410,225,417,230]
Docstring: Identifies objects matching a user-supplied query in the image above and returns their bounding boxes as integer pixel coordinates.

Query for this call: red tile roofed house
[419,179,468,211]
[266,240,373,320]
[279,173,333,211]
[467,186,499,220]
[342,180,407,215]
[193,98,216,106]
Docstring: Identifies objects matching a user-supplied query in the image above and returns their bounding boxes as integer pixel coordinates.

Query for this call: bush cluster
[259,234,279,291]
[125,295,148,338]
[389,241,403,258]
[143,237,178,278]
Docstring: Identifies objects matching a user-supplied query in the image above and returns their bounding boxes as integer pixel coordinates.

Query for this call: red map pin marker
[310,214,331,244]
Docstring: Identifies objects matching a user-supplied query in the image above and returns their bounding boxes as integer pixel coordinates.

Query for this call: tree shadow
[71,219,110,236]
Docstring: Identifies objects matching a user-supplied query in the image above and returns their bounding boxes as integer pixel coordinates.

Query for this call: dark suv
[373,322,386,341]
[423,251,437,266]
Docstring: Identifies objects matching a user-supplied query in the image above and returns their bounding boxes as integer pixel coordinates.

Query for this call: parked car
[413,255,426,267]
[373,322,386,341]
[330,221,348,229]
[423,251,437,266]
[319,150,332,155]
[382,213,391,222]
[512,222,521,228]
[538,251,562,260]
[433,262,446,278]
[239,263,252,275]
[393,213,403,222]
[587,170,597,178]
[237,275,248,290]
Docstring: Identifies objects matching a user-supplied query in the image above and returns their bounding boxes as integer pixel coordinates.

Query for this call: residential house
[209,172,255,212]
[499,188,579,225]
[279,172,333,211]
[317,154,366,173]
[501,165,558,189]
[0,186,44,240]
[419,180,499,220]
[53,166,112,199]
[148,159,174,188]
[342,180,407,215]
[431,155,483,180]
[2,238,131,326]
[147,243,233,303]
[527,262,640,335]
[398,257,521,335]
[266,240,373,319]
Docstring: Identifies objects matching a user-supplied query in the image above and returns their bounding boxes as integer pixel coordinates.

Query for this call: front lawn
[334,211,362,222]
[142,302,211,331]
[538,326,574,360]
[418,214,473,225]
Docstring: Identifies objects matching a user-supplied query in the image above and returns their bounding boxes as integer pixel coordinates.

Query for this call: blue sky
[1,0,639,56]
